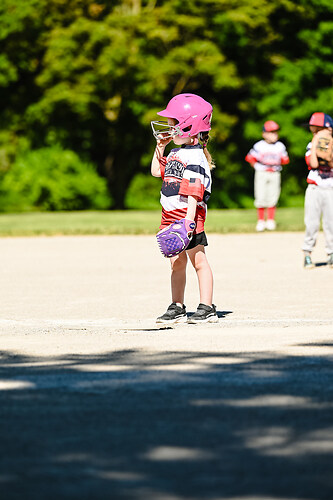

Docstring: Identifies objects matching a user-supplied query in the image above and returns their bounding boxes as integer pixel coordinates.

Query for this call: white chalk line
[0,317,332,329]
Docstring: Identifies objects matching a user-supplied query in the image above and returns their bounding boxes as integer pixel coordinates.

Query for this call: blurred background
[0,0,332,213]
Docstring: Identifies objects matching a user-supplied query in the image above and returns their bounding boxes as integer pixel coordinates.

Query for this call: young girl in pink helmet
[151,93,218,323]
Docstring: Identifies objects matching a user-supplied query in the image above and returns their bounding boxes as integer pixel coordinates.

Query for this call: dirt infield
[1,233,333,500]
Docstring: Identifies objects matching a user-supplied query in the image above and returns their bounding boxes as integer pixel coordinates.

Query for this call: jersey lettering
[164,159,185,179]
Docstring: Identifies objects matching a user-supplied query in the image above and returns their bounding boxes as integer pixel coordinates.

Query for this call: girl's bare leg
[187,245,213,306]
[170,251,188,304]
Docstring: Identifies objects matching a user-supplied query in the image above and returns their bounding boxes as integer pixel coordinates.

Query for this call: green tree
[0,0,332,209]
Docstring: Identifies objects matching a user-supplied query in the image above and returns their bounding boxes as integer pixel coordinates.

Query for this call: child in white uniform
[245,121,289,231]
[302,112,333,269]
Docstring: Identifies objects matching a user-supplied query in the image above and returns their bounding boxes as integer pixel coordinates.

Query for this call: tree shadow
[1,345,333,499]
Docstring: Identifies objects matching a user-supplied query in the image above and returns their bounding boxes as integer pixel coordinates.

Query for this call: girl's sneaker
[156,303,187,323]
[188,304,218,324]
[327,254,333,268]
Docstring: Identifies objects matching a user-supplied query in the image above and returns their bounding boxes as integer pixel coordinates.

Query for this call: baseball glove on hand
[316,129,333,162]
[156,218,196,258]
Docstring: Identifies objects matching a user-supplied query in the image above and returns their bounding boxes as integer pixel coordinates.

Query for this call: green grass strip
[0,208,305,237]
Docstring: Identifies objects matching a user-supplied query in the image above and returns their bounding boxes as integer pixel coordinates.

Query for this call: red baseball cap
[263,120,280,132]
[308,112,333,128]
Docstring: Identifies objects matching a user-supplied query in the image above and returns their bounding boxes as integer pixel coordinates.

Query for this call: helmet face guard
[150,120,182,140]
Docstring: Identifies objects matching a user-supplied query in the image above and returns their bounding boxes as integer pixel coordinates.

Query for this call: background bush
[125,173,161,210]
[0,146,112,212]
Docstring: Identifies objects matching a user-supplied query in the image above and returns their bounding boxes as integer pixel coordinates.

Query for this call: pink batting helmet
[263,120,280,132]
[157,93,213,137]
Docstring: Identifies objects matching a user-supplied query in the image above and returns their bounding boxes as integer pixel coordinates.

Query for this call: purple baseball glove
[156,218,196,258]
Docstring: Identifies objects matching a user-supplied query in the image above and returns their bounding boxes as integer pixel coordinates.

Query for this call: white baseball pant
[254,170,281,208]
[302,184,333,254]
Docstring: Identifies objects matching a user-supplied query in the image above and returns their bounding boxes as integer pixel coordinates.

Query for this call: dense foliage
[0,147,111,211]
[0,0,332,210]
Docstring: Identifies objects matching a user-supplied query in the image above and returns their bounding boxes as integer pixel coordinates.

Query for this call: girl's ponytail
[199,131,215,170]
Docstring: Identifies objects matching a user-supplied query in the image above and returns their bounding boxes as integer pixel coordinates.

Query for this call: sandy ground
[0,232,333,500]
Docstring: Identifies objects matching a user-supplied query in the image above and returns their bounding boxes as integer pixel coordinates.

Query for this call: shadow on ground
[1,343,333,500]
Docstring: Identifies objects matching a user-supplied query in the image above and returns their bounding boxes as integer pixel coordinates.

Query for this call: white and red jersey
[305,141,333,188]
[159,144,212,233]
[245,140,289,172]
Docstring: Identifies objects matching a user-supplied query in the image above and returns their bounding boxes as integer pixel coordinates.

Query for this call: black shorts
[187,231,208,250]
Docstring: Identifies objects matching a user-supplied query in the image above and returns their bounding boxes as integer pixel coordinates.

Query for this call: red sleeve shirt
[159,145,212,233]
